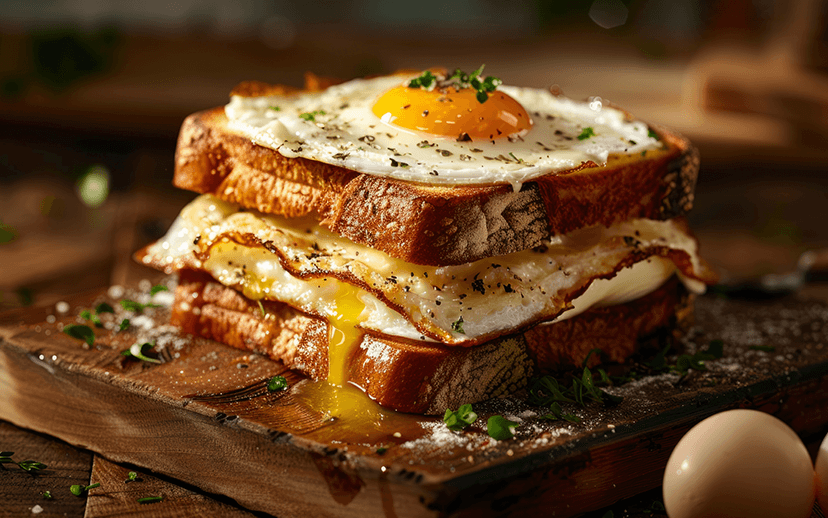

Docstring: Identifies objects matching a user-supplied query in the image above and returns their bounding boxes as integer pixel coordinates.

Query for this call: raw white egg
[816,432,828,511]
[663,409,815,518]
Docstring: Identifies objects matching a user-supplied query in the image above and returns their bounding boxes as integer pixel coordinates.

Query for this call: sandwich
[136,67,715,414]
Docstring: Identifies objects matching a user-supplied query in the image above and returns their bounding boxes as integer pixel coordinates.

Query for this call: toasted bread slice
[174,106,698,266]
[172,271,691,414]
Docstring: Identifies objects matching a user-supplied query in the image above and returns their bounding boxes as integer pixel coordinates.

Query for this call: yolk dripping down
[372,85,533,141]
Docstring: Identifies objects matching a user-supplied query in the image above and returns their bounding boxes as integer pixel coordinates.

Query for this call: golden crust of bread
[173,104,698,266]
[171,271,691,414]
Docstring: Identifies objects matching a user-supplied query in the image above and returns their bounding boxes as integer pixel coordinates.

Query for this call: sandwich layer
[139,194,715,347]
[174,103,698,266]
[172,270,691,414]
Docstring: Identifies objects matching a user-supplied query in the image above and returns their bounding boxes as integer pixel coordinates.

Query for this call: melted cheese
[144,195,710,345]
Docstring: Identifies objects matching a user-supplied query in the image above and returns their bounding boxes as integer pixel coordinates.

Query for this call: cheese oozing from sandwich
[142,195,712,347]
[225,73,664,189]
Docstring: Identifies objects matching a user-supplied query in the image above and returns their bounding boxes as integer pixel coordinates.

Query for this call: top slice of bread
[174,101,698,266]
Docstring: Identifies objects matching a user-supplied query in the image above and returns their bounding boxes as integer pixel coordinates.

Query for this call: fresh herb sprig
[299,110,326,122]
[487,415,519,440]
[138,496,163,504]
[1,452,47,472]
[577,127,595,140]
[125,471,140,483]
[443,404,477,431]
[121,341,161,364]
[408,66,502,104]
[119,299,159,313]
[70,482,100,496]
[63,324,95,346]
[267,375,288,392]
[647,340,724,375]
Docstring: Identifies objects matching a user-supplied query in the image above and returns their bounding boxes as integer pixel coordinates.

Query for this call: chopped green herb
[42,491,52,499]
[138,496,163,504]
[149,284,168,296]
[299,110,325,122]
[577,127,595,140]
[451,316,465,334]
[443,404,477,431]
[508,152,523,163]
[95,302,115,314]
[539,402,581,423]
[120,299,158,313]
[648,128,660,140]
[70,483,98,497]
[17,460,47,472]
[487,415,519,440]
[63,324,95,346]
[118,318,130,332]
[0,451,15,457]
[269,106,281,111]
[267,375,288,392]
[79,309,102,327]
[408,70,437,90]
[750,345,776,352]
[257,300,267,317]
[126,471,139,483]
[121,342,161,364]
[376,446,388,454]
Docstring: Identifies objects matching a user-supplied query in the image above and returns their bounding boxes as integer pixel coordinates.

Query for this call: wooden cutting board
[1,286,827,518]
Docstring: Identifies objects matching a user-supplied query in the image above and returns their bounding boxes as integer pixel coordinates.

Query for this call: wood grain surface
[1,287,828,517]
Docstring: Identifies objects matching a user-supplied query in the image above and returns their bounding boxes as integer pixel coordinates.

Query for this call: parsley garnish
[539,402,581,423]
[120,299,159,313]
[269,106,281,111]
[487,415,519,440]
[63,324,95,346]
[149,284,168,296]
[267,375,288,392]
[577,127,596,140]
[443,404,477,431]
[408,70,437,90]
[138,496,163,504]
[648,128,660,140]
[118,318,130,332]
[1,452,47,472]
[299,110,326,122]
[121,342,161,364]
[42,491,52,499]
[451,316,465,334]
[125,471,140,483]
[70,482,99,496]
[96,302,114,314]
[408,66,502,104]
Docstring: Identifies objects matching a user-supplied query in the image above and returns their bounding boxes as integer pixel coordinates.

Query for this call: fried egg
[225,71,662,189]
[141,195,713,345]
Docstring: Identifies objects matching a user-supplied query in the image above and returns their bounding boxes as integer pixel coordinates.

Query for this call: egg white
[225,75,662,189]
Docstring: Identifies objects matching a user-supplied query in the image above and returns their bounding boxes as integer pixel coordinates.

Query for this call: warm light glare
[76,165,110,208]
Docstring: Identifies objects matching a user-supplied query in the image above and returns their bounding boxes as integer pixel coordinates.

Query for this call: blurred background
[1,0,828,308]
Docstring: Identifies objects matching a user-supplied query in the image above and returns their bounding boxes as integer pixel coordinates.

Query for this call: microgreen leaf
[257,300,266,317]
[149,284,168,296]
[648,128,660,140]
[95,302,114,314]
[118,318,130,332]
[267,375,288,392]
[299,110,325,122]
[17,460,47,472]
[125,471,139,483]
[138,496,163,504]
[577,127,595,140]
[408,70,436,90]
[443,404,477,431]
[539,402,582,423]
[42,491,52,499]
[487,415,519,440]
[121,342,161,364]
[451,316,465,334]
[63,324,95,346]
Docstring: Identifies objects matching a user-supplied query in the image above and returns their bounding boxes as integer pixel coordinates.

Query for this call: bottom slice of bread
[171,270,692,414]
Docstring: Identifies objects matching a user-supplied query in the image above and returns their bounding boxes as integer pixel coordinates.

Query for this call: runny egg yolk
[372,85,533,141]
